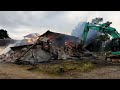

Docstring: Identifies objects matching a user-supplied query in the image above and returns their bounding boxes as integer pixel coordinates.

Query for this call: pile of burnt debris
[0,31,100,65]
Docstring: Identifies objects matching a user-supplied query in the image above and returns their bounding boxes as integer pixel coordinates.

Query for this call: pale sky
[0,11,120,40]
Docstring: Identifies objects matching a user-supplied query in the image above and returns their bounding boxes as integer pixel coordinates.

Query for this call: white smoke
[71,18,101,46]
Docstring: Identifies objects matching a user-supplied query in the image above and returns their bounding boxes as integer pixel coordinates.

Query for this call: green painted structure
[82,18,120,55]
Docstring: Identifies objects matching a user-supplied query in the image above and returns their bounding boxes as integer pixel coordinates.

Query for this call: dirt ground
[0,62,120,79]
[69,65,120,79]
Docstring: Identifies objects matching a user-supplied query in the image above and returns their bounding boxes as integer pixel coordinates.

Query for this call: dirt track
[0,63,120,79]
[71,65,120,79]
[0,63,53,79]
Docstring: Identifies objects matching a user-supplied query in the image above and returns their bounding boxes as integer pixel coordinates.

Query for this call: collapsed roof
[7,30,81,64]
[12,30,81,49]
[40,30,81,47]
[24,33,40,39]
[14,33,40,47]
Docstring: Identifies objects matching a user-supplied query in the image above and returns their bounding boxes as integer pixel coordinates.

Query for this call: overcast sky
[0,11,120,40]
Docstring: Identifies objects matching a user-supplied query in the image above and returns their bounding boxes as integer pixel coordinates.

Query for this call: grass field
[0,59,120,79]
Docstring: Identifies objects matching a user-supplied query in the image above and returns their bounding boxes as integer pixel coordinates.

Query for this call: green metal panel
[82,22,89,42]
[112,51,120,55]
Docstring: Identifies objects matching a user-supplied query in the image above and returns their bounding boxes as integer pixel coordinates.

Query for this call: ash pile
[0,31,98,65]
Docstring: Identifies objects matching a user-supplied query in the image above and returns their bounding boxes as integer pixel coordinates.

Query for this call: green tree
[0,29,10,39]
[96,34,110,51]
[86,34,110,52]
[96,34,110,42]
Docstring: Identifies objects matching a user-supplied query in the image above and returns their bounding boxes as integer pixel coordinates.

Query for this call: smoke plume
[71,18,102,46]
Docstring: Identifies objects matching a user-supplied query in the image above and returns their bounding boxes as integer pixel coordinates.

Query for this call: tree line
[0,29,10,39]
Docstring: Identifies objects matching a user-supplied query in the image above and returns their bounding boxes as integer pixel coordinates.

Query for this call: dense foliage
[0,29,10,39]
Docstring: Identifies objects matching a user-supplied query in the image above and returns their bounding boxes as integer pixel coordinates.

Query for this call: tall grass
[27,60,95,76]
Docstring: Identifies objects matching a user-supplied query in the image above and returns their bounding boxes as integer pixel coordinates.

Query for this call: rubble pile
[0,41,97,64]
[0,31,99,65]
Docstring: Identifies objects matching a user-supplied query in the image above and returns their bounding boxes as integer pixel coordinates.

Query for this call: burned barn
[10,30,81,64]
[0,30,96,65]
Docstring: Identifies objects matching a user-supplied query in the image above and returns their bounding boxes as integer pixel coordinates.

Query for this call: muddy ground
[0,61,120,79]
